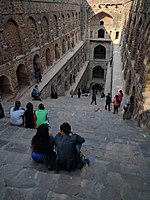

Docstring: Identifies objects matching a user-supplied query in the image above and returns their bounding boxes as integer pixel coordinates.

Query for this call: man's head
[60,122,71,135]
[38,103,44,110]
[35,85,38,89]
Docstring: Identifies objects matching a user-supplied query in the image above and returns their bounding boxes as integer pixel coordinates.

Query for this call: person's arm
[75,134,85,145]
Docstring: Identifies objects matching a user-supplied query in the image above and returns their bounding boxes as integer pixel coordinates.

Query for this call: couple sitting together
[31,122,89,172]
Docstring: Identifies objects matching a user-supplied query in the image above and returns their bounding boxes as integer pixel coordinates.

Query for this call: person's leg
[108,103,111,111]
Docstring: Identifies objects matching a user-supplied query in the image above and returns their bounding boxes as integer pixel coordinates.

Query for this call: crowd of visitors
[0,86,135,173]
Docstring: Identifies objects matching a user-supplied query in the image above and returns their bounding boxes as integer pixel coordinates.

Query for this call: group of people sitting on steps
[9,100,89,172]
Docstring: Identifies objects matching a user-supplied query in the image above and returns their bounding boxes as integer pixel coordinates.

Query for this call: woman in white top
[10,101,25,126]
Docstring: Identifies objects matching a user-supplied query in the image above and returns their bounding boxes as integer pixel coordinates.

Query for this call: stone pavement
[0,94,150,200]
[0,44,150,200]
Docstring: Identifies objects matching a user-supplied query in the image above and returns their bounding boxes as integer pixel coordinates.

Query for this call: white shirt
[10,107,25,126]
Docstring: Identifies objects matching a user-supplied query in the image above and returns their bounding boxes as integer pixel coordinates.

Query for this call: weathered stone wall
[121,0,150,130]
[0,0,83,99]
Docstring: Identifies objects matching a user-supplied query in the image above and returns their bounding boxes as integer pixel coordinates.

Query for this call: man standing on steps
[90,91,97,105]
[70,89,74,98]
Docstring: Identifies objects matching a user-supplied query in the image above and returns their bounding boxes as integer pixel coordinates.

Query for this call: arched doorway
[33,54,42,72]
[0,75,13,99]
[62,39,66,54]
[94,45,106,59]
[16,64,29,89]
[92,83,103,93]
[46,48,53,68]
[98,29,105,38]
[93,66,104,78]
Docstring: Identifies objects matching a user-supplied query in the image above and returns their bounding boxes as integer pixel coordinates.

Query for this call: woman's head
[36,124,49,139]
[26,102,33,111]
[38,103,44,110]
[60,122,71,135]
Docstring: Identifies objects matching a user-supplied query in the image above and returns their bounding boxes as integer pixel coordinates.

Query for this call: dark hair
[35,85,38,88]
[32,124,53,153]
[38,103,44,110]
[26,102,33,111]
[13,100,21,111]
[60,122,71,135]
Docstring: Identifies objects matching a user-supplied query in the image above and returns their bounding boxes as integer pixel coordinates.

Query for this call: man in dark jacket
[105,93,112,111]
[55,122,85,172]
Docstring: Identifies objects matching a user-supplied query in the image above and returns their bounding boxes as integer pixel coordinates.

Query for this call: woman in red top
[112,95,120,114]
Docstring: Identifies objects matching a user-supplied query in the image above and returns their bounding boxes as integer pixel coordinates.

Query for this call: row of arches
[1,11,80,64]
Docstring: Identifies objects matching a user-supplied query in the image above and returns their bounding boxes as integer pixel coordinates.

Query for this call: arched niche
[0,75,13,99]
[16,64,29,88]
[27,16,37,49]
[62,39,66,54]
[53,14,59,38]
[94,45,106,59]
[55,43,60,60]
[42,16,49,43]
[98,29,105,38]
[93,66,104,78]
[46,48,53,68]
[4,19,22,60]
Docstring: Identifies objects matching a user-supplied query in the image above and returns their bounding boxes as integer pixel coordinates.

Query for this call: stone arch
[98,29,105,38]
[55,43,60,60]
[92,83,103,92]
[72,12,74,29]
[33,54,42,73]
[42,16,49,43]
[27,16,37,50]
[94,45,106,59]
[53,14,59,38]
[16,64,29,88]
[4,18,22,60]
[0,75,13,99]
[100,21,104,25]
[125,70,131,95]
[131,17,142,58]
[46,48,53,68]
[62,39,66,54]
[76,12,78,27]
[61,14,65,34]
[67,35,70,50]
[93,66,104,78]
[70,74,72,85]
[67,13,70,31]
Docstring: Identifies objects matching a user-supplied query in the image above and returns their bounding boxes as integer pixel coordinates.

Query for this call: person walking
[112,95,120,114]
[91,91,97,105]
[0,103,5,119]
[77,88,81,98]
[118,90,123,107]
[70,89,74,98]
[105,93,112,111]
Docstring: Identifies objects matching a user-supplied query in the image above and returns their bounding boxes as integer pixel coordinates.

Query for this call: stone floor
[0,95,150,200]
[0,44,150,199]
